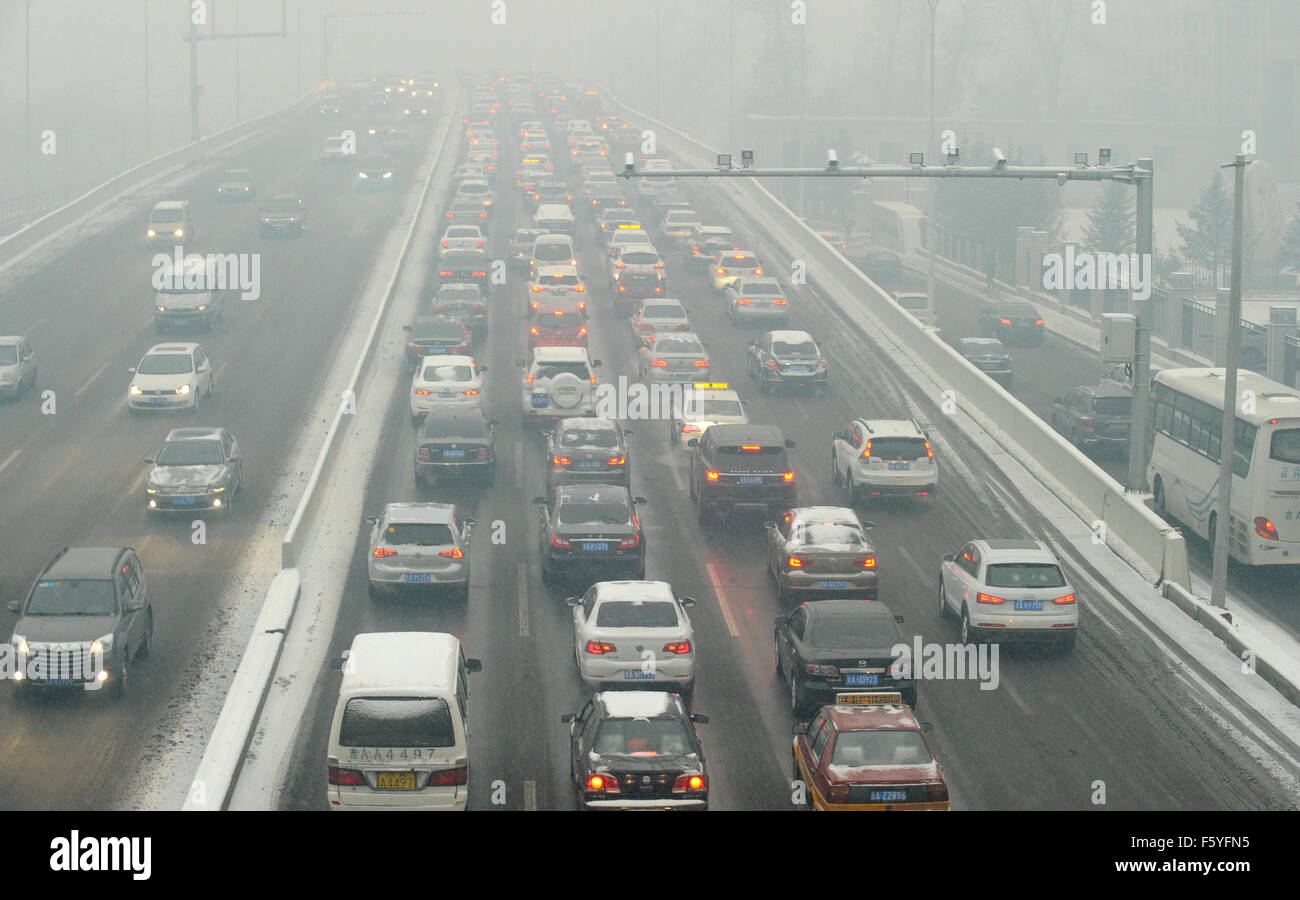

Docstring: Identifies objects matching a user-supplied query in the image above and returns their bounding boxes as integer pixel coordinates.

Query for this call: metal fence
[1178,261,1300,292]
[1182,298,1217,358]
[1286,334,1300,388]
[0,185,91,235]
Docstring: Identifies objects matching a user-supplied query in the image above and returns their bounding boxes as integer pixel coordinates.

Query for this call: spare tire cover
[550,372,584,409]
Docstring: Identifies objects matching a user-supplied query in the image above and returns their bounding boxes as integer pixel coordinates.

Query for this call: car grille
[139,389,173,396]
[610,771,674,799]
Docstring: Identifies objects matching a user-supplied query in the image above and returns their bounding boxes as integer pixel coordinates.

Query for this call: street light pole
[144,0,150,154]
[25,0,32,194]
[655,3,661,119]
[1127,158,1155,492]
[925,0,940,333]
[727,0,735,152]
[1211,154,1249,609]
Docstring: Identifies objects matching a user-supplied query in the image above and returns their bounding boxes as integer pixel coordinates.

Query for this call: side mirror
[402,325,413,332]
[633,496,648,504]
[763,521,775,530]
[128,368,136,375]
[465,658,483,674]
[791,723,805,735]
[679,596,696,608]
[785,439,797,449]
[478,365,488,373]
[364,515,378,526]
[330,650,350,671]
[144,457,154,464]
[921,722,935,733]
[488,418,498,426]
[531,496,547,505]
[463,517,477,528]
[861,521,876,530]
[6,600,20,615]
[894,614,905,624]
[690,714,709,724]
[560,713,576,723]
[831,431,842,442]
[942,553,956,563]
[592,359,602,367]
[622,428,633,435]
[565,596,581,607]
[774,615,788,627]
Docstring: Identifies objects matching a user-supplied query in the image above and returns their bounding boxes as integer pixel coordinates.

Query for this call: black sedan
[438,248,490,292]
[746,329,828,394]
[430,283,488,344]
[534,483,646,587]
[775,599,916,716]
[546,417,632,488]
[958,337,1013,387]
[561,691,709,810]
[402,316,471,371]
[415,405,496,487]
[978,300,1044,345]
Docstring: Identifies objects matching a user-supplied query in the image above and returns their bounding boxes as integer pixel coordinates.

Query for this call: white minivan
[327,632,482,811]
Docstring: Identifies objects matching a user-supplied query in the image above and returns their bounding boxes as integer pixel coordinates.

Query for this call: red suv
[528,298,588,349]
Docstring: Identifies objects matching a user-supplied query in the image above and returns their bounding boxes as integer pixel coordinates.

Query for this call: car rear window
[641,304,686,319]
[593,718,692,756]
[868,437,928,461]
[697,398,743,417]
[534,243,572,259]
[441,251,485,267]
[421,364,473,383]
[25,579,117,616]
[557,500,631,525]
[740,282,781,295]
[446,227,481,238]
[810,616,898,649]
[535,362,591,380]
[559,427,619,448]
[1272,429,1300,464]
[1093,396,1132,416]
[830,731,932,767]
[772,339,817,356]
[984,563,1067,589]
[798,523,867,546]
[384,523,454,546]
[595,601,678,628]
[536,311,583,328]
[339,697,456,748]
[652,337,703,355]
[413,322,464,340]
[436,286,480,302]
[421,415,487,439]
[723,256,760,268]
[620,251,659,265]
[538,273,580,285]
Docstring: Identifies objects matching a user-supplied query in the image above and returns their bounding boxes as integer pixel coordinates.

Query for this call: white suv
[830,419,937,504]
[520,346,601,424]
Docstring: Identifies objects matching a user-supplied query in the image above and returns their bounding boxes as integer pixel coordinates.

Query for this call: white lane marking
[894,544,929,583]
[73,359,112,398]
[24,318,45,333]
[518,561,530,637]
[514,441,523,488]
[0,448,20,476]
[127,465,150,496]
[704,560,742,637]
[523,779,537,811]
[671,462,686,493]
[1003,679,1034,717]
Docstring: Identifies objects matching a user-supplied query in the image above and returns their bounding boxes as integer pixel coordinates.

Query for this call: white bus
[1147,368,1300,565]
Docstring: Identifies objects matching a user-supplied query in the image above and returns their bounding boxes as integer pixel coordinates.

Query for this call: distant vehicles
[568,581,696,697]
[317,94,342,116]
[520,346,601,425]
[146,200,192,244]
[402,316,472,372]
[216,168,255,199]
[745,330,826,393]
[892,291,939,330]
[144,426,242,516]
[439,225,486,255]
[689,424,797,524]
[259,193,306,236]
[430,284,488,343]
[830,418,937,506]
[127,342,215,414]
[528,298,588,349]
[636,331,710,384]
[366,502,474,601]
[408,355,485,422]
[957,337,1013,387]
[534,483,647,585]
[535,203,576,234]
[0,336,36,402]
[358,154,396,187]
[152,256,225,335]
[667,383,747,449]
[764,506,879,603]
[978,299,1045,345]
[415,405,497,487]
[437,248,490,292]
[709,250,763,291]
[545,418,631,487]
[1052,383,1132,452]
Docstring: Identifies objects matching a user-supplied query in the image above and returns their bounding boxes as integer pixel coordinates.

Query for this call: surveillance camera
[991,147,1007,168]
[827,149,838,168]
[1057,171,1068,186]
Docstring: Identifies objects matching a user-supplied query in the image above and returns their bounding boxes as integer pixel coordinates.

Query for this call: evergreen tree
[1081,182,1134,253]
[1176,171,1232,284]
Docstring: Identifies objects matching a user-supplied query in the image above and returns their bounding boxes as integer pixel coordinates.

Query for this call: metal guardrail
[0,185,94,234]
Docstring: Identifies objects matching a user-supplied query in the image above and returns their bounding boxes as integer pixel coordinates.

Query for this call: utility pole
[25,0,32,195]
[798,22,806,216]
[727,0,735,153]
[655,3,662,119]
[1127,157,1155,492]
[925,0,940,335]
[1211,154,1249,609]
[144,0,150,154]
[186,1,288,142]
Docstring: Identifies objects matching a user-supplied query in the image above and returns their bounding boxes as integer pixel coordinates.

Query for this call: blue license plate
[787,365,807,372]
[438,391,457,399]
[1015,599,1044,611]
[148,397,167,405]
[442,449,466,458]
[531,394,550,408]
[888,462,910,470]
[623,670,656,680]
[575,461,599,469]
[172,496,196,505]
[738,475,763,485]
[818,580,848,589]
[845,673,879,686]
[869,790,908,803]
[582,541,610,552]
[428,347,447,354]
[404,573,433,583]
[49,678,75,687]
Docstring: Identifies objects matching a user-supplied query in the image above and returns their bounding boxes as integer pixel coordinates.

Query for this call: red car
[791,692,949,811]
[528,298,588,349]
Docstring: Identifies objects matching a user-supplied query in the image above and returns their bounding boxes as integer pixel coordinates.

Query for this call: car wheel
[844,472,856,505]
[774,642,784,678]
[789,673,805,716]
[830,451,840,486]
[484,463,496,486]
[938,580,951,618]
[541,561,556,587]
[13,380,22,403]
[111,653,130,699]
[1152,476,1166,518]
[695,492,710,524]
[411,412,422,427]
[137,611,154,659]
[960,605,974,644]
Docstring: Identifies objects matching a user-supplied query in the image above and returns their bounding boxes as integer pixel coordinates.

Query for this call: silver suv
[519,346,601,425]
[0,336,37,402]
[7,546,154,699]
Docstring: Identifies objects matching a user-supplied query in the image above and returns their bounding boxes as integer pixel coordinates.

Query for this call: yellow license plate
[376,771,417,790]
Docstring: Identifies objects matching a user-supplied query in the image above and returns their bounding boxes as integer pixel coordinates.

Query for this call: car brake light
[373,548,397,558]
[783,471,795,482]
[663,641,692,655]
[525,373,534,383]
[764,359,779,370]
[977,592,1006,604]
[853,556,877,569]
[590,373,598,384]
[464,389,480,396]
[574,284,585,292]
[427,766,469,786]
[531,327,540,335]
[1000,318,1012,325]
[532,284,545,292]
[1052,593,1077,605]
[618,534,640,549]
[925,440,934,459]
[550,534,571,548]
[787,556,807,568]
[439,270,452,277]
[585,640,616,655]
[694,360,709,367]
[672,774,706,792]
[736,298,752,305]
[586,773,620,793]
[553,456,572,466]
[439,548,465,559]
[441,240,449,247]
[417,447,431,460]
[579,327,588,336]
[327,766,366,786]
[407,343,423,353]
[773,298,788,305]
[681,424,701,433]
[1035,319,1045,325]
[607,456,626,466]
[413,388,432,396]
[1080,417,1094,428]
[861,440,872,460]
[1255,517,1279,540]
[705,471,719,481]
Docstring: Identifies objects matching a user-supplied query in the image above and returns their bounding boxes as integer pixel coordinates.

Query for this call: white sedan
[535,202,575,234]
[568,580,697,699]
[128,342,215,414]
[409,355,485,422]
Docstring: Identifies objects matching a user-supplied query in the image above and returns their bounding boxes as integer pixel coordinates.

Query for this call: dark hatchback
[534,483,646,586]
[402,316,471,371]
[689,424,797,522]
[978,300,1045,345]
[430,283,488,343]
[415,405,497,487]
[562,691,708,810]
[438,248,490,292]
[546,417,632,487]
[1052,382,1132,452]
[775,599,915,716]
[957,337,1013,387]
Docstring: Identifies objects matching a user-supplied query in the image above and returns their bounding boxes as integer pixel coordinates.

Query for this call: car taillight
[663,641,692,655]
[1000,318,1012,325]
[590,373,598,384]
[553,455,572,466]
[327,766,366,786]
[783,471,795,482]
[977,592,1006,604]
[860,440,872,460]
[550,534,572,548]
[828,784,851,804]
[373,548,397,558]
[806,663,838,676]
[525,373,534,383]
[1052,593,1076,605]
[787,555,808,568]
[417,447,431,460]
[618,534,640,549]
[579,327,588,335]
[413,388,432,396]
[925,440,934,459]
[574,284,585,292]
[427,765,469,786]
[439,548,465,559]
[735,298,752,305]
[585,640,616,655]
[927,781,949,802]
[586,773,620,793]
[672,774,706,792]
[607,455,626,466]
[1035,318,1045,325]
[1255,516,1279,540]
[477,448,491,459]
[1080,417,1094,428]
[439,270,453,277]
[705,471,719,481]
[441,240,449,247]
[716,267,726,274]
[773,298,788,305]
[649,359,667,367]
[764,359,779,370]
[681,424,701,433]
[694,360,710,367]
[853,556,877,568]
[407,343,423,353]
[532,285,546,292]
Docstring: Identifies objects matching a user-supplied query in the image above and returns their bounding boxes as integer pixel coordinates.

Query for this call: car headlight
[89,634,113,655]
[146,486,158,494]
[174,228,184,237]
[129,384,142,396]
[289,216,297,222]
[243,186,250,192]
[13,635,28,655]
[262,217,271,224]
[0,372,13,383]
[176,384,191,394]
[197,305,207,311]
[359,172,369,179]
[147,229,157,237]
[382,172,393,179]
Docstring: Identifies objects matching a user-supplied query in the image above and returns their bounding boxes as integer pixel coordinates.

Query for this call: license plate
[1015,599,1044,611]
[888,462,910,470]
[438,391,456,399]
[738,475,763,485]
[623,670,656,680]
[427,347,447,354]
[442,449,466,458]
[531,394,550,408]
[673,374,692,382]
[787,365,807,372]
[405,573,433,583]
[845,673,879,686]
[575,461,599,469]
[49,678,75,687]
[582,541,610,552]
[376,772,417,790]
[148,397,167,405]
[869,790,907,803]
[172,496,196,505]
[818,580,848,589]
